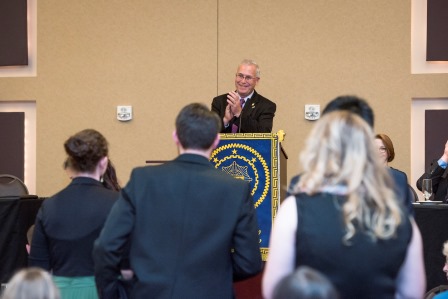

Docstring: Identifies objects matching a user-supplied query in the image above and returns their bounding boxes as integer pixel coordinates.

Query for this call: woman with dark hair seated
[375,133,417,208]
[29,129,118,299]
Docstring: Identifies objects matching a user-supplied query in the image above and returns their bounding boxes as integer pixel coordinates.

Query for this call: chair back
[408,184,419,202]
[0,196,21,284]
[0,174,28,197]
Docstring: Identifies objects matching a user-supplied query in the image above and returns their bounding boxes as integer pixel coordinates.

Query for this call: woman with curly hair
[29,129,118,299]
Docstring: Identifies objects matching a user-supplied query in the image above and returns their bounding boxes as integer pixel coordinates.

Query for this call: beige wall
[1,0,448,196]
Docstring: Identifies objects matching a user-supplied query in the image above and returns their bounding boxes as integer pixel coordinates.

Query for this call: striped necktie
[231,98,245,133]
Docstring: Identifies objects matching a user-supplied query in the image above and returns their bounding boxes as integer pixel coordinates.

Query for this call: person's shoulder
[289,174,301,185]
[40,194,57,208]
[286,174,301,197]
[389,167,408,180]
[129,161,183,183]
[131,164,162,175]
[98,186,120,198]
[253,91,276,106]
[212,93,228,101]
[210,169,250,188]
[93,189,119,209]
[42,185,71,205]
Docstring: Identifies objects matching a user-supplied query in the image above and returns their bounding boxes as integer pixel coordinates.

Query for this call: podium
[211,132,287,260]
[147,132,288,298]
[211,132,287,298]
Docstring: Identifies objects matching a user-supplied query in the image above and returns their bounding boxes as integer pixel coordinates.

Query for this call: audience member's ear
[26,224,35,255]
[212,134,220,150]
[172,130,180,146]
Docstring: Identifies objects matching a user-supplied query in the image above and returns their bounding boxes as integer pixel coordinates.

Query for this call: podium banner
[210,133,280,261]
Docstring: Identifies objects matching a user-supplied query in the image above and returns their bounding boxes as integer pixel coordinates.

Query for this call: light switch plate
[305,104,320,120]
[117,106,132,121]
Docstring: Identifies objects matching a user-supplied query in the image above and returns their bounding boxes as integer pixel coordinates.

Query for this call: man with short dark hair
[321,95,374,128]
[93,103,262,299]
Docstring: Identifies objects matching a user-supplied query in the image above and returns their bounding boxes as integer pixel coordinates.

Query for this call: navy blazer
[211,90,276,133]
[94,154,262,299]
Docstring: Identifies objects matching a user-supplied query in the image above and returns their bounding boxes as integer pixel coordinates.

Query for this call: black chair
[0,196,44,284]
[408,184,419,202]
[0,196,22,284]
[0,174,28,197]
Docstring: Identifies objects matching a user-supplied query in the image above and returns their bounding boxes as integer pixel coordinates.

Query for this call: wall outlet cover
[117,106,132,121]
[304,104,320,121]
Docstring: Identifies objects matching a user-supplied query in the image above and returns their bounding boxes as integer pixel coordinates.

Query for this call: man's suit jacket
[286,167,414,216]
[211,90,276,133]
[416,159,448,202]
[93,154,262,299]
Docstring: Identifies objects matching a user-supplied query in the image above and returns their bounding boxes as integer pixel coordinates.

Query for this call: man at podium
[211,59,276,133]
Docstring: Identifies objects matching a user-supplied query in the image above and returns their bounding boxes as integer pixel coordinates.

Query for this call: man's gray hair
[240,59,260,78]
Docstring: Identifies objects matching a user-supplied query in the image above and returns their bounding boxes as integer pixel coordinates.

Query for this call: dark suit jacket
[416,159,448,202]
[286,167,414,216]
[93,154,262,299]
[29,177,118,276]
[211,90,276,133]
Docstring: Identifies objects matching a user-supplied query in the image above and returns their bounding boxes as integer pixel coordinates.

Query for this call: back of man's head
[322,95,374,128]
[175,103,221,150]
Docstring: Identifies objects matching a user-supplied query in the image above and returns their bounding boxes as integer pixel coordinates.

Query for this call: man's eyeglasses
[235,73,257,82]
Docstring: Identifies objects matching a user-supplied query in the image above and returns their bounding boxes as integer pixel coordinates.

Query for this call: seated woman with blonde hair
[263,111,425,299]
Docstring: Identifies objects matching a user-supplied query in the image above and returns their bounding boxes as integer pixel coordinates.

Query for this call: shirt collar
[240,90,255,102]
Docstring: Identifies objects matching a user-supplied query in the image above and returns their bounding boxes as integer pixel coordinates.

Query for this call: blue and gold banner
[210,133,280,261]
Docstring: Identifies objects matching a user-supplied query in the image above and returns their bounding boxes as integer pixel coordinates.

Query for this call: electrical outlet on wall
[304,105,320,120]
[117,106,132,121]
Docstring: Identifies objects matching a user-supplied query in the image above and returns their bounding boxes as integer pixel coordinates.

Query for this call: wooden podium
[210,132,288,299]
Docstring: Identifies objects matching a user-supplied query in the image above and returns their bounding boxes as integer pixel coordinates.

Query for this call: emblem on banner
[222,161,252,182]
[210,143,270,208]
